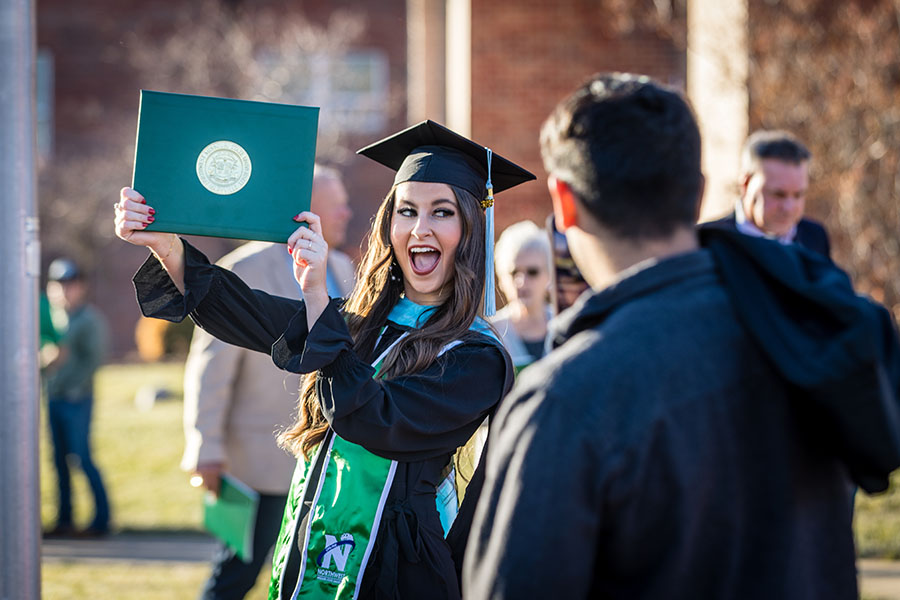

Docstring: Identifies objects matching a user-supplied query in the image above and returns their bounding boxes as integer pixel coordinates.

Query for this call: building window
[256,49,389,135]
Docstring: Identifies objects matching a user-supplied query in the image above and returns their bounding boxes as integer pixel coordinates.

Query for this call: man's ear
[739,171,753,197]
[694,174,706,222]
[547,175,578,231]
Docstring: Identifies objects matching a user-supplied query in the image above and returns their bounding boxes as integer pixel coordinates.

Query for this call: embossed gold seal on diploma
[196,140,252,195]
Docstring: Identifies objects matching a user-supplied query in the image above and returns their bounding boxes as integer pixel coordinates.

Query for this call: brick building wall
[469,0,686,233]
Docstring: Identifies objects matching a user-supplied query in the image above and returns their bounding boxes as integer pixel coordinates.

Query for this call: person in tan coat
[183,165,355,599]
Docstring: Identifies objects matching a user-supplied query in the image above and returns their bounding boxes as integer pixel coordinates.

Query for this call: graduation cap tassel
[483,147,496,317]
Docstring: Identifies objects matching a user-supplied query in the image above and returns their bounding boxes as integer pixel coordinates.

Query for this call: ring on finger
[307,240,312,250]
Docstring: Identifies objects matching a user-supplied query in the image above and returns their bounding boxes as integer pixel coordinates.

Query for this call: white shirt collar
[733,201,797,245]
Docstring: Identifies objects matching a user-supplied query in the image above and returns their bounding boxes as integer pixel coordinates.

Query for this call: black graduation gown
[133,240,514,599]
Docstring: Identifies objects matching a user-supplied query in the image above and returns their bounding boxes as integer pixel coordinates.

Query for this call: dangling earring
[390,259,401,282]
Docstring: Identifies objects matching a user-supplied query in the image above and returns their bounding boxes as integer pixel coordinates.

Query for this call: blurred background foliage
[747,0,900,319]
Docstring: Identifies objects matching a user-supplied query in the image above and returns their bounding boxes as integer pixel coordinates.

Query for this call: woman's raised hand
[114,187,185,291]
[114,187,170,251]
[287,211,331,329]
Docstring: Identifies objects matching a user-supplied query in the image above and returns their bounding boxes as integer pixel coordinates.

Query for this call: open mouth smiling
[409,246,441,276]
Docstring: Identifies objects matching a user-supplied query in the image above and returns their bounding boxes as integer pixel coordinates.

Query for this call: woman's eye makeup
[512,267,542,278]
[396,203,456,218]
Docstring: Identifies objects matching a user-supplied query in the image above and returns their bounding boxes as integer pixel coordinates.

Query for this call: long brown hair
[278,183,487,458]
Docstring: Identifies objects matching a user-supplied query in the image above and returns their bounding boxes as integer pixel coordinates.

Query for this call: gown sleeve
[271,300,513,462]
[133,238,306,355]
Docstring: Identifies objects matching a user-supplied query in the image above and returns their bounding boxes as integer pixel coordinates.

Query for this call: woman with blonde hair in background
[490,220,553,373]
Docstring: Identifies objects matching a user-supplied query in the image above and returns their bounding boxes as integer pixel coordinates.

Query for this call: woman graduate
[114,121,533,600]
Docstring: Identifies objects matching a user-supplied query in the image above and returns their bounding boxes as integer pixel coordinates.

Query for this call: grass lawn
[40,361,270,599]
[39,361,900,598]
[43,562,209,600]
[42,560,269,600]
[856,471,900,558]
[41,362,204,531]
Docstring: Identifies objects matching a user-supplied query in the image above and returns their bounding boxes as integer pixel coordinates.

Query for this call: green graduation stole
[269,333,403,600]
[296,434,396,598]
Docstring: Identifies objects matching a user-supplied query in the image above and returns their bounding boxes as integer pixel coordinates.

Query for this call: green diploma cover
[132,90,319,242]
[204,473,260,563]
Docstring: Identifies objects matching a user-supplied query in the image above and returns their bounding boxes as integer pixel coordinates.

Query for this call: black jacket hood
[551,226,900,493]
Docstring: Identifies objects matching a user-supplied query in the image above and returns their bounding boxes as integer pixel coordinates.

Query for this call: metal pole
[0,0,41,598]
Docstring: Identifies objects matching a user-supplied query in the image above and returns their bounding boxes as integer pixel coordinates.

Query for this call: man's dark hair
[540,73,702,239]
[741,130,811,175]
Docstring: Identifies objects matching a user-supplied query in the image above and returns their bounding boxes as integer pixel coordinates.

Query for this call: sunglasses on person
[511,267,543,278]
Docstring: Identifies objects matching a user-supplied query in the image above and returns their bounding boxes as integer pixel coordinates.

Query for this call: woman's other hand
[287,211,330,329]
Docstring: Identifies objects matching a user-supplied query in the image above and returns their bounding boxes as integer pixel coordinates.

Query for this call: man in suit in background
[184,164,355,600]
[712,129,830,258]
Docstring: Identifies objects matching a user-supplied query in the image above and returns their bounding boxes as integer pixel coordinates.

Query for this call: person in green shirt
[43,258,111,538]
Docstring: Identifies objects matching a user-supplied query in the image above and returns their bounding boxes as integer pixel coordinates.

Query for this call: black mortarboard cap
[356,120,535,201]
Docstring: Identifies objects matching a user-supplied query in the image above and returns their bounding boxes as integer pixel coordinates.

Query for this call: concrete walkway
[42,531,217,563]
[40,534,900,598]
[860,559,900,600]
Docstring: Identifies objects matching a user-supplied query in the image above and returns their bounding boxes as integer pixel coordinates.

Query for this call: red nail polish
[148,216,155,222]
[287,245,293,254]
[148,208,155,215]
[293,214,302,221]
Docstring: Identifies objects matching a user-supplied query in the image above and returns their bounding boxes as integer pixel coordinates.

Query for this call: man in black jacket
[464,74,900,600]
[710,129,831,257]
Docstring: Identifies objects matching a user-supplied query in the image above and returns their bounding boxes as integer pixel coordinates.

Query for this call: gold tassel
[481,185,494,210]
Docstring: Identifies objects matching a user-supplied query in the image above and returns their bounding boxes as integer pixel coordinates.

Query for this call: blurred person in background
[490,220,552,373]
[43,258,111,538]
[184,165,355,600]
[545,215,590,314]
[711,129,831,258]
